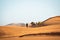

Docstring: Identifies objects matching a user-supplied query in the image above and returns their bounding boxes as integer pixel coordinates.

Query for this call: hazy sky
[0,0,60,25]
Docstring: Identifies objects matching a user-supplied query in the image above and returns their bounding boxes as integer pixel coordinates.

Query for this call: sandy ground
[0,36,60,40]
[0,24,60,37]
[0,24,60,40]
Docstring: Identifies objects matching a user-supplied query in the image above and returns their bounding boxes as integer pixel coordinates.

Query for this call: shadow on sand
[19,32,60,37]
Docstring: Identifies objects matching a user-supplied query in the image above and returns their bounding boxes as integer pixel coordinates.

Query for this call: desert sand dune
[0,16,60,40]
[42,16,60,26]
[0,24,60,37]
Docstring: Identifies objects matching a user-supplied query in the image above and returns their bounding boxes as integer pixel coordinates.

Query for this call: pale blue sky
[0,0,60,25]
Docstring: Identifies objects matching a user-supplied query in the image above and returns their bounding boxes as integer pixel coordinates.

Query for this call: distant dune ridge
[6,23,25,27]
[0,16,60,38]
